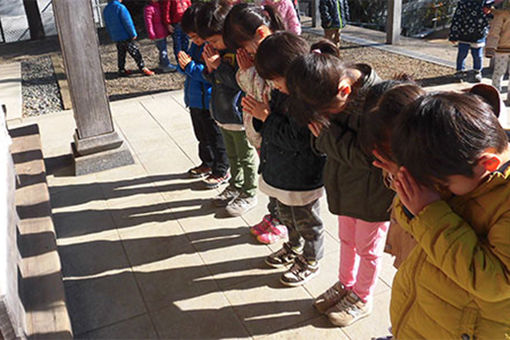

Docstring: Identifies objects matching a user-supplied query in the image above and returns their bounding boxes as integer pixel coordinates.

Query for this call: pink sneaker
[250,214,272,236]
[257,224,288,244]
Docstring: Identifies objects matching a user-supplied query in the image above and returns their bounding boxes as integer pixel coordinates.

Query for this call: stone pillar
[386,0,402,45]
[52,0,133,175]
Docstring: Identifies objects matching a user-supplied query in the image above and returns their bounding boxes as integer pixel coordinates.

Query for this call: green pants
[220,128,258,197]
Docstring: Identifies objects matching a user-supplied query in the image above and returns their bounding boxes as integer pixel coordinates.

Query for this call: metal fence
[0,0,107,44]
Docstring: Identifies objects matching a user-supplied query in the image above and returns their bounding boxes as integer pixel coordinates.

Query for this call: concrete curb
[303,27,456,69]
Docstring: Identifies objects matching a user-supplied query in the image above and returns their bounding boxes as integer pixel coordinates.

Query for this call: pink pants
[338,216,389,302]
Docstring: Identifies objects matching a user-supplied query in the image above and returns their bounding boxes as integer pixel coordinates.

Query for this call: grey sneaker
[213,185,240,207]
[314,281,348,314]
[265,242,302,268]
[224,192,257,217]
[455,70,467,82]
[280,255,320,287]
[473,70,483,83]
[326,291,372,327]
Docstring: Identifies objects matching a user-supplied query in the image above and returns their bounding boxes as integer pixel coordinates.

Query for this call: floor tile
[77,314,157,339]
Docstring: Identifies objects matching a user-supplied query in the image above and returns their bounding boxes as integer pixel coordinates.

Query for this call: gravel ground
[16,31,457,117]
[21,56,63,117]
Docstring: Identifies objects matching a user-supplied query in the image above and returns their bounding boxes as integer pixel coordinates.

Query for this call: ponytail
[310,40,341,58]
[223,3,285,50]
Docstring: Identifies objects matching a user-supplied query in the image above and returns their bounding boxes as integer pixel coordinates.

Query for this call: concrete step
[10,124,73,339]
[0,63,22,123]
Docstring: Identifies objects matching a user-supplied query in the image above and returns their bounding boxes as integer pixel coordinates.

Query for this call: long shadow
[416,74,459,87]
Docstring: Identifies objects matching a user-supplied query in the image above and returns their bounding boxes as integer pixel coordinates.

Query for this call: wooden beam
[386,0,402,45]
[52,0,133,175]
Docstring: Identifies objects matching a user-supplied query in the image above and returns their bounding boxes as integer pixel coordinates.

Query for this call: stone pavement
[12,90,397,339]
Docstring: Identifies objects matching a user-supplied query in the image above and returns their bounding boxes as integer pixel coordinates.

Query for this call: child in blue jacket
[178,4,229,180]
[319,0,349,46]
[103,0,154,76]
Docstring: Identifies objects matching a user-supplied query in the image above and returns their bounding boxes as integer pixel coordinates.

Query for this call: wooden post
[23,0,45,40]
[52,0,133,175]
[386,0,402,45]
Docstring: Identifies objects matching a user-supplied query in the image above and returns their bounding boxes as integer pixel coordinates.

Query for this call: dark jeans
[171,24,189,62]
[276,198,324,262]
[189,108,229,176]
[116,40,145,71]
[456,42,483,72]
[155,38,171,67]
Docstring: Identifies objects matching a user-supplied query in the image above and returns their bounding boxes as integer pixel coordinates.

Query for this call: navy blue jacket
[103,0,137,42]
[256,90,325,191]
[319,0,349,29]
[181,43,211,110]
[203,50,243,125]
[449,0,493,43]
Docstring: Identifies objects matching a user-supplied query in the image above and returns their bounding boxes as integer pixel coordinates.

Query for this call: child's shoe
[142,67,155,76]
[159,64,178,73]
[225,192,257,217]
[213,185,240,207]
[326,291,372,327]
[188,164,211,178]
[314,281,348,314]
[455,70,467,82]
[280,256,319,287]
[203,172,231,189]
[250,214,272,236]
[265,242,301,268]
[257,224,288,244]
[118,69,132,77]
[473,70,483,83]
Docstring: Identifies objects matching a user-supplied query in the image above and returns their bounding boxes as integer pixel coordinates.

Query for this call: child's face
[188,32,205,46]
[270,77,289,95]
[206,35,226,50]
[433,174,482,196]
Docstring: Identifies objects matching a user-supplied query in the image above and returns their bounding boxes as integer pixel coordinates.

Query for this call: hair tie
[312,49,322,54]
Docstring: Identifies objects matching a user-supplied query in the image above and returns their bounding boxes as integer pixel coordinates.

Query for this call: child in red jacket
[161,0,191,62]
[144,0,177,72]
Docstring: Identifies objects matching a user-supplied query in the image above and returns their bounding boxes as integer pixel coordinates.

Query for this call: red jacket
[161,0,191,25]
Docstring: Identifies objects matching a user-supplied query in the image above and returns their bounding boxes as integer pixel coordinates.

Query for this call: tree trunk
[23,0,45,40]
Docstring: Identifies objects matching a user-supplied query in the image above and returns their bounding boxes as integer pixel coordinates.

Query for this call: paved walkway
[12,91,397,339]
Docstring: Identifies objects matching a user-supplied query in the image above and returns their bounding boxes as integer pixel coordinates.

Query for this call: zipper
[393,249,427,338]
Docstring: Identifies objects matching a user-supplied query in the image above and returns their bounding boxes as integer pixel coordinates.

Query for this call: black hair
[223,3,285,50]
[254,31,309,80]
[195,0,232,39]
[181,2,204,34]
[286,41,355,125]
[392,91,509,186]
[360,81,425,159]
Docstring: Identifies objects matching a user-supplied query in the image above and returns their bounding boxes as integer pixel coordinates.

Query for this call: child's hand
[167,24,174,34]
[236,48,254,70]
[178,51,192,69]
[308,120,325,137]
[372,149,399,177]
[203,44,221,71]
[485,48,495,58]
[394,167,440,216]
[242,94,270,121]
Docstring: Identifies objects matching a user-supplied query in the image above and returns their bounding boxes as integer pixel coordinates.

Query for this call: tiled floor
[21,90,398,339]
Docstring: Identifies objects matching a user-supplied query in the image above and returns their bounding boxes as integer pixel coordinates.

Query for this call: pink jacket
[262,0,301,35]
[144,2,168,40]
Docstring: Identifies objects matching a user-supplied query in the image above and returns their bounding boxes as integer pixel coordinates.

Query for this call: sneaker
[250,214,273,236]
[213,185,240,207]
[455,70,467,82]
[326,291,373,327]
[159,64,178,73]
[203,172,231,189]
[142,67,155,76]
[280,255,320,287]
[314,281,348,314]
[473,70,483,83]
[257,224,288,244]
[118,69,132,77]
[224,192,257,217]
[265,242,302,268]
[188,164,212,178]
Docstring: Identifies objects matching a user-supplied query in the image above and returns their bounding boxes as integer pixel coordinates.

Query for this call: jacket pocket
[459,307,478,340]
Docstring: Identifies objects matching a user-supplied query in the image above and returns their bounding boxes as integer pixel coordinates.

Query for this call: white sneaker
[224,192,257,217]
